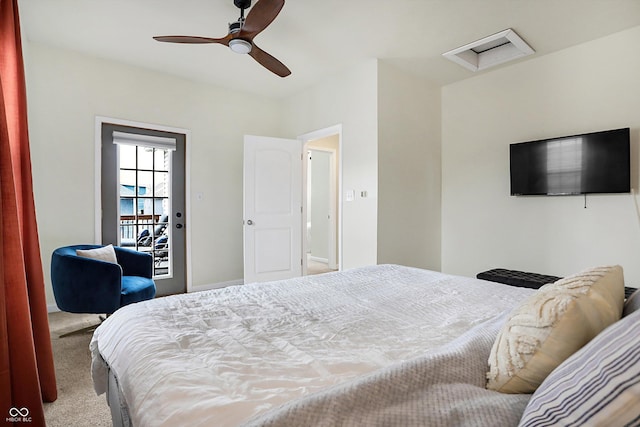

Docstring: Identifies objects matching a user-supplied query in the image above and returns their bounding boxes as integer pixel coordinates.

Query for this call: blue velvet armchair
[51,244,156,316]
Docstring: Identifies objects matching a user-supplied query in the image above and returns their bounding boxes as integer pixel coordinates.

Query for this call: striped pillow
[519,308,640,427]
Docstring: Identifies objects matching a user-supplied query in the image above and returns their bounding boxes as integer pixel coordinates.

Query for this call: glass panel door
[101,122,186,296]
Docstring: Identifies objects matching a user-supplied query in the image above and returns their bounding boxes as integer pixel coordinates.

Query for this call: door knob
[247,220,254,225]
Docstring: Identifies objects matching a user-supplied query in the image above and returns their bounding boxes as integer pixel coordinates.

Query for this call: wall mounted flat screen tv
[510,128,631,196]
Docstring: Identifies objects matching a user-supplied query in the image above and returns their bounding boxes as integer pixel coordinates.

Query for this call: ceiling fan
[154,0,291,77]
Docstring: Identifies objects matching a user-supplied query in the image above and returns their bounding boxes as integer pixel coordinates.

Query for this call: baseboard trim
[309,256,329,264]
[189,279,244,293]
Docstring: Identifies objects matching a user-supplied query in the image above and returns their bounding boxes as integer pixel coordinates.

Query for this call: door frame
[94,116,193,292]
[299,124,342,274]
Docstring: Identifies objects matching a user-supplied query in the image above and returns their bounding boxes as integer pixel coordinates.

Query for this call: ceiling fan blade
[248,43,291,77]
[153,35,231,46]
[241,0,285,40]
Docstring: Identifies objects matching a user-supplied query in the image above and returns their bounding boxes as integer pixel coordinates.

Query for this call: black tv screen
[510,128,630,196]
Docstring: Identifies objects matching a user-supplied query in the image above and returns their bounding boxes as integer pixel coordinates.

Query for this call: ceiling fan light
[229,39,252,54]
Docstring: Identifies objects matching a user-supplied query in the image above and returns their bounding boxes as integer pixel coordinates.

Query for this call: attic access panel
[443,29,534,72]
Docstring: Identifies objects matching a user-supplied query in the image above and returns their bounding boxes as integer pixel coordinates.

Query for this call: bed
[89,264,640,426]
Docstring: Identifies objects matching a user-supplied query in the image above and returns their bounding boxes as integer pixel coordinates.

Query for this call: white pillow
[486,265,624,394]
[76,244,118,264]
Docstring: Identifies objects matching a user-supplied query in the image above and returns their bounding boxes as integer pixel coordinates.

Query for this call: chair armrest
[51,252,122,314]
[114,246,153,278]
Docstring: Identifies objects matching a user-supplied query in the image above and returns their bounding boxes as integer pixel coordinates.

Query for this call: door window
[114,132,174,277]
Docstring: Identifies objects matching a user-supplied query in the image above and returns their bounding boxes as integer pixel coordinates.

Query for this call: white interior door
[243,135,302,284]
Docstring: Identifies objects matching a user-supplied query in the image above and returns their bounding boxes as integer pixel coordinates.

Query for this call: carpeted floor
[45,312,112,427]
[307,256,337,275]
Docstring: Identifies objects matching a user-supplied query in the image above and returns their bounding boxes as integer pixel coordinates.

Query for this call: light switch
[345,190,355,202]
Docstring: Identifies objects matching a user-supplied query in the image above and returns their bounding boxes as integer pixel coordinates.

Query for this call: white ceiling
[18,0,640,100]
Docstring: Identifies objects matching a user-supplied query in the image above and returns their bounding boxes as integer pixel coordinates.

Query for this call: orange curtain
[0,0,57,425]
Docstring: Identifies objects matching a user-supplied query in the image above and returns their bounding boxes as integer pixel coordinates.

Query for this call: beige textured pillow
[486,265,624,394]
[76,244,118,264]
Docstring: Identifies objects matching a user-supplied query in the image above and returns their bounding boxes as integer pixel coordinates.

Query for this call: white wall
[442,26,640,286]
[25,42,284,307]
[282,60,379,269]
[377,61,442,270]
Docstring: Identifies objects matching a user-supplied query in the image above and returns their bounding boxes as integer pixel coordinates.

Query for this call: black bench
[477,268,636,299]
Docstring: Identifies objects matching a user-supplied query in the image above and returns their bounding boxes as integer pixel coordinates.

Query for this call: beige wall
[282,59,379,269]
[377,61,442,270]
[25,42,284,307]
[442,26,640,286]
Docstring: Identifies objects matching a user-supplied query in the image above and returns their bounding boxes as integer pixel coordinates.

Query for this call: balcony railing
[119,214,160,241]
[119,214,170,276]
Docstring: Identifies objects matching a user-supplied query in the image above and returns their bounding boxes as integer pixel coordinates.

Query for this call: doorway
[98,119,188,296]
[305,138,339,275]
[300,125,341,276]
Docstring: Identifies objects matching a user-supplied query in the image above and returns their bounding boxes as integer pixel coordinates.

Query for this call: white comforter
[90,265,533,427]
